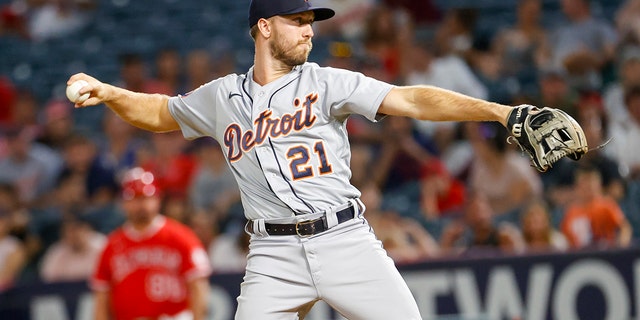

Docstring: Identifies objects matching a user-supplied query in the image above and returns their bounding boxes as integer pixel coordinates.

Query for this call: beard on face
[123,198,159,228]
[270,30,312,67]
[128,210,153,226]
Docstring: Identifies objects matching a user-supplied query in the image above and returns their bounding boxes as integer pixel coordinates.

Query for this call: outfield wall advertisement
[1,247,639,320]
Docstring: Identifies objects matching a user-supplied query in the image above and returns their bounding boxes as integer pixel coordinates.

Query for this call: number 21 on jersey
[287,140,333,180]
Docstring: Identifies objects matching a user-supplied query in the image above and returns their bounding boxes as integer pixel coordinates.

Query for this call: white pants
[235,217,422,320]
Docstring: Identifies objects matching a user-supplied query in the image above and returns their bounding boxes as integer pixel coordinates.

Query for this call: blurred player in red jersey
[91,167,212,320]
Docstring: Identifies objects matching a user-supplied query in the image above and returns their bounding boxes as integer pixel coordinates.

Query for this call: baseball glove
[506,105,588,172]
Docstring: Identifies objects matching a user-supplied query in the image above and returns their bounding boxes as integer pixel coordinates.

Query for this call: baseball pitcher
[69,0,588,319]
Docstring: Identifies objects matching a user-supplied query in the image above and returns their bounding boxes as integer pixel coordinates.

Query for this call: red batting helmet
[120,167,161,200]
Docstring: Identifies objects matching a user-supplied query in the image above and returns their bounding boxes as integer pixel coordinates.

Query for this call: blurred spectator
[95,111,144,181]
[188,138,239,218]
[603,46,640,127]
[0,183,39,269]
[436,4,517,105]
[0,183,42,284]
[161,195,192,225]
[472,48,518,105]
[38,172,87,243]
[436,123,474,180]
[28,0,95,42]
[211,51,237,80]
[0,89,40,160]
[345,113,382,148]
[31,133,116,247]
[209,230,250,274]
[0,0,30,38]
[402,38,487,156]
[530,66,578,118]
[434,8,478,63]
[52,134,117,207]
[403,39,488,100]
[348,142,374,190]
[35,99,75,152]
[188,210,248,274]
[439,191,525,256]
[0,183,28,290]
[371,116,435,193]
[315,0,375,41]
[0,126,61,204]
[82,202,124,238]
[57,114,127,235]
[419,159,466,220]
[39,212,106,283]
[153,47,184,95]
[23,176,89,285]
[0,182,29,239]
[561,166,632,249]
[0,199,27,292]
[11,89,39,129]
[361,4,412,83]
[139,131,197,200]
[381,0,441,27]
[185,49,215,91]
[605,85,640,179]
[466,122,543,216]
[614,0,640,50]
[575,96,625,201]
[81,197,124,237]
[491,0,551,93]
[116,53,172,95]
[520,199,568,253]
[189,211,215,251]
[548,0,618,91]
[354,54,394,85]
[361,183,439,264]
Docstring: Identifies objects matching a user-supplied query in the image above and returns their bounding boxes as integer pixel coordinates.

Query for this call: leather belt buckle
[295,219,317,238]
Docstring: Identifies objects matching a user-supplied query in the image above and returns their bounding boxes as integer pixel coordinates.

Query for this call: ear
[257,18,272,38]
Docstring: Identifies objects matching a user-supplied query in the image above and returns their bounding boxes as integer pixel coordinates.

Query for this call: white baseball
[66,80,90,104]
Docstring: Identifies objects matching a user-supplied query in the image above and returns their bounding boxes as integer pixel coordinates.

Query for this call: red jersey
[91,216,211,320]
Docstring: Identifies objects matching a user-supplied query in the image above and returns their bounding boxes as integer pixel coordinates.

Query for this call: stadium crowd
[0,0,639,292]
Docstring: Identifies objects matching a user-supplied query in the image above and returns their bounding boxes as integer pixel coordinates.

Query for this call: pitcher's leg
[235,270,319,320]
[235,235,319,320]
[312,220,422,320]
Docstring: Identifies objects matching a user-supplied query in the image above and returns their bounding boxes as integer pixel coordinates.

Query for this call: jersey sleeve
[175,224,212,281]
[167,77,226,140]
[90,242,112,292]
[321,67,394,122]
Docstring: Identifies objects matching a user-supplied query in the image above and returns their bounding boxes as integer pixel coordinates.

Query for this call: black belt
[248,204,357,237]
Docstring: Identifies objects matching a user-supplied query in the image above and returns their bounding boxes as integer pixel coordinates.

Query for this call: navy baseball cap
[249,0,335,28]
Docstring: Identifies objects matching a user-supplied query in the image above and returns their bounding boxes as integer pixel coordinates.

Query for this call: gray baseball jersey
[168,62,392,220]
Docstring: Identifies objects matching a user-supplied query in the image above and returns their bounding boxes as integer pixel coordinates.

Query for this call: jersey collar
[247,64,305,89]
[123,215,166,241]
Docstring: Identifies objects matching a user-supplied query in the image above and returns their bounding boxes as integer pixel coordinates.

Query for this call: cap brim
[310,8,335,22]
[278,6,335,22]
